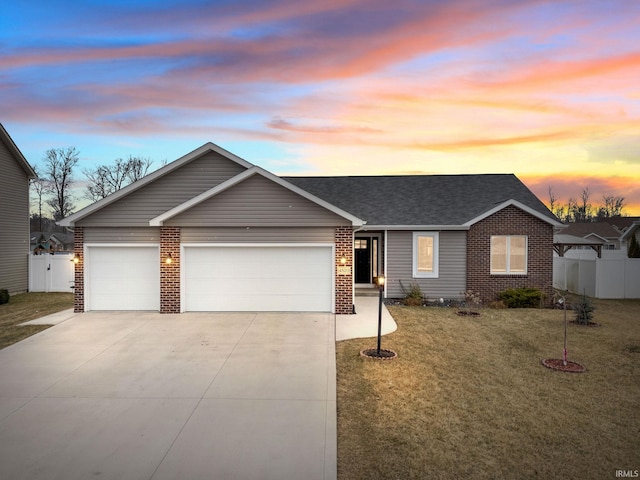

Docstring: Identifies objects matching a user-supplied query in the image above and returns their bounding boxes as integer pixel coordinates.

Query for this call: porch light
[165,253,173,265]
[340,256,347,265]
[376,274,385,353]
[71,254,80,264]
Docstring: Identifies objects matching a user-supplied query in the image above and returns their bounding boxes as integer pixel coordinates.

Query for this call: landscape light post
[376,275,385,355]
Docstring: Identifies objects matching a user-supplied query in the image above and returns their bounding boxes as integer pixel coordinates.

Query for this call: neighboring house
[608,217,640,253]
[620,221,640,253]
[59,143,562,314]
[560,222,623,250]
[0,123,36,293]
[557,219,640,255]
[30,232,75,254]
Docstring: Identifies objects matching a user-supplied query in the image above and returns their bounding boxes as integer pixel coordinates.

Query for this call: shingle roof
[561,222,621,239]
[285,174,557,226]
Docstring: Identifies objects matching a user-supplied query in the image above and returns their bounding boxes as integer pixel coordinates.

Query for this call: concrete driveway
[0,311,336,480]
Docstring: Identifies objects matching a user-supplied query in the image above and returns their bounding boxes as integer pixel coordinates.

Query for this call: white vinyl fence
[553,249,640,299]
[29,253,75,293]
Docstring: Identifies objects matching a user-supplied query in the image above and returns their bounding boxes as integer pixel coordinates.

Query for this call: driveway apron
[0,311,336,480]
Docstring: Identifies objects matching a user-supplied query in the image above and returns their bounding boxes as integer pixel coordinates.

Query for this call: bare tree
[42,147,80,221]
[597,194,626,218]
[84,155,155,201]
[547,186,566,221]
[579,187,592,221]
[125,156,154,183]
[567,188,592,222]
[29,164,52,230]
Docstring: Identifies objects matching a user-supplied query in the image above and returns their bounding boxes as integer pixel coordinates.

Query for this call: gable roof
[285,174,560,228]
[620,221,640,242]
[561,222,621,240]
[150,166,365,226]
[606,216,640,232]
[59,142,254,227]
[0,123,36,179]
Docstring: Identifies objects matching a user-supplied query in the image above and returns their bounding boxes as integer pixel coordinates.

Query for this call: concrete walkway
[1,312,336,480]
[20,308,79,325]
[336,296,398,341]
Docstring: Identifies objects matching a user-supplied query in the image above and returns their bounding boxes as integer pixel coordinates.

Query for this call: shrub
[498,287,544,308]
[628,234,640,258]
[462,289,482,312]
[0,289,9,305]
[399,280,424,306]
[573,292,595,325]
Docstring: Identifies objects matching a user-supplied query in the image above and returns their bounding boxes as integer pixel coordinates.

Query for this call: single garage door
[184,246,333,312]
[86,246,160,311]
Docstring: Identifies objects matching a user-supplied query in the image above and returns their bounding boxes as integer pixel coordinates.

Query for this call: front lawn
[0,292,74,349]
[337,299,640,479]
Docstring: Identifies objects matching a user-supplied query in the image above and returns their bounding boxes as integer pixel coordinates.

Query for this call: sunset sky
[2,0,639,215]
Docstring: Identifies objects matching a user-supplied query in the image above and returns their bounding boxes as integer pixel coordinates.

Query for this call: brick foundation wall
[335,226,354,314]
[160,226,181,313]
[467,206,554,305]
[73,227,84,313]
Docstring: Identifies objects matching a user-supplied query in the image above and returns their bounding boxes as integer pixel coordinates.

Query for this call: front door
[354,238,371,283]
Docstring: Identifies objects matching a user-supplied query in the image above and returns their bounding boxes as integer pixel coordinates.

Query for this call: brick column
[335,226,354,314]
[73,227,84,313]
[160,226,181,313]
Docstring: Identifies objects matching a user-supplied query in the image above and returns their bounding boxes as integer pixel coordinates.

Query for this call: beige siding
[77,151,246,227]
[0,140,31,292]
[84,227,161,243]
[182,227,335,243]
[167,174,350,227]
[387,230,466,299]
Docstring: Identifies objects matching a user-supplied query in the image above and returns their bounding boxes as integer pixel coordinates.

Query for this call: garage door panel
[87,246,160,311]
[184,246,333,312]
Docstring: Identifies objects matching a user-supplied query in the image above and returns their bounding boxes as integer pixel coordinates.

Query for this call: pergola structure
[553,234,603,258]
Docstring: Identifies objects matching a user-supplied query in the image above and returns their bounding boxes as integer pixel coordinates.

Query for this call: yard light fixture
[376,275,385,354]
[165,253,173,265]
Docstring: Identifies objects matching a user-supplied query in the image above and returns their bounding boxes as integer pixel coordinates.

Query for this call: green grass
[337,299,640,480]
[0,292,74,349]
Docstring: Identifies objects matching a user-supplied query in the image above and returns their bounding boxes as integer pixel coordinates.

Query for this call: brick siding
[467,206,554,305]
[73,227,84,313]
[160,226,181,313]
[335,226,354,314]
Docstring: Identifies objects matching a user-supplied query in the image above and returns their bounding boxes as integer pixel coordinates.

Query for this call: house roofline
[0,123,36,179]
[463,199,562,227]
[620,221,640,241]
[149,166,366,227]
[581,232,610,243]
[58,142,255,227]
[356,225,471,231]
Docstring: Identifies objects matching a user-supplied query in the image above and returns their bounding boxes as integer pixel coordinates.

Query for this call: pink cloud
[523,174,640,217]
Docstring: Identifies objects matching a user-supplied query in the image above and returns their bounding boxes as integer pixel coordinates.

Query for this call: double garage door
[86,245,333,312]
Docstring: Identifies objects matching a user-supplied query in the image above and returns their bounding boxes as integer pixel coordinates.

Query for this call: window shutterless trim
[412,232,439,278]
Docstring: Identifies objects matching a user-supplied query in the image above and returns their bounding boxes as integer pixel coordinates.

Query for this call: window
[413,232,439,278]
[490,236,527,274]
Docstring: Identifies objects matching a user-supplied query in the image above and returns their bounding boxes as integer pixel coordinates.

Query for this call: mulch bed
[541,358,586,373]
[360,348,398,360]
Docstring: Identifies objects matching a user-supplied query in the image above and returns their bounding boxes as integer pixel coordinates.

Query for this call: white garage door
[86,246,160,311]
[184,246,333,312]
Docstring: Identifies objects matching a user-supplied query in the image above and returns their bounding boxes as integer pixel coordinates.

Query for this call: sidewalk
[336,296,397,341]
[19,309,79,326]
